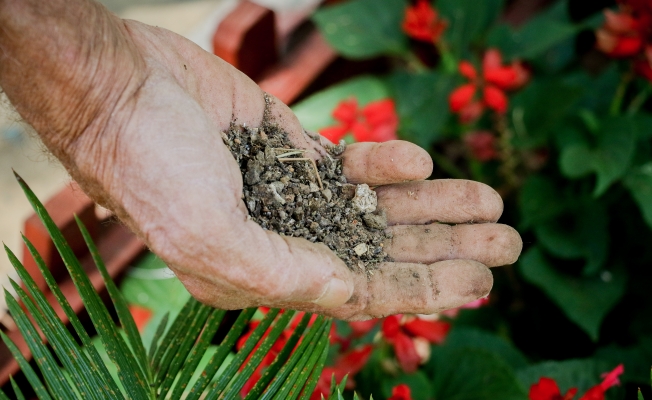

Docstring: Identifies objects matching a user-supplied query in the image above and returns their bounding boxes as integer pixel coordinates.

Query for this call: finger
[341,141,433,185]
[345,260,493,319]
[376,179,504,225]
[385,223,522,266]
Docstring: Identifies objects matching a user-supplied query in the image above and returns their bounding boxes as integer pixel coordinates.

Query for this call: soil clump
[221,104,391,273]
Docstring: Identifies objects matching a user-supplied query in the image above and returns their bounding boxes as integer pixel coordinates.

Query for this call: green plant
[0,173,331,399]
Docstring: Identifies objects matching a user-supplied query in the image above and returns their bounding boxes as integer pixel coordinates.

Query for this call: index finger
[341,141,433,186]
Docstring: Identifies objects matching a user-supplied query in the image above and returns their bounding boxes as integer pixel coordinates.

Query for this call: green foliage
[425,347,528,399]
[388,70,456,148]
[0,174,331,399]
[487,2,579,61]
[437,0,504,58]
[559,116,638,196]
[312,0,408,59]
[519,247,627,341]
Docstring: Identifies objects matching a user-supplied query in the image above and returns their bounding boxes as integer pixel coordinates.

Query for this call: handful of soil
[221,114,390,273]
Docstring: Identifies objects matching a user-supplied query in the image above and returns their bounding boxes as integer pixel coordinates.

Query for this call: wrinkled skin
[0,0,522,320]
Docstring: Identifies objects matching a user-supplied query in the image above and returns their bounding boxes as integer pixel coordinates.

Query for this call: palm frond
[1,173,332,399]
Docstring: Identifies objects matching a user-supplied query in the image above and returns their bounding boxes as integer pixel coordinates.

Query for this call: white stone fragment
[353,243,368,256]
[309,182,320,192]
[351,184,377,213]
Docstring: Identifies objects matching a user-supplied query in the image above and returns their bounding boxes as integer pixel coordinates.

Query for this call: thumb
[256,230,355,309]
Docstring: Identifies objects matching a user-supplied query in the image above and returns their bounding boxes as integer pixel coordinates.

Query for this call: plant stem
[627,83,652,115]
[609,70,634,116]
[402,51,427,73]
[430,151,467,179]
[496,114,519,190]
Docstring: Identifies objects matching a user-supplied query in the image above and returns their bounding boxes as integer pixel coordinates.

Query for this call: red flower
[348,319,379,338]
[463,131,499,162]
[128,304,153,332]
[596,1,652,81]
[311,345,373,400]
[449,49,529,121]
[529,364,624,400]
[388,384,413,400]
[319,98,399,143]
[381,315,450,373]
[402,0,447,43]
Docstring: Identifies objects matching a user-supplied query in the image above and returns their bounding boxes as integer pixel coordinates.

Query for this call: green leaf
[519,247,627,341]
[533,200,609,276]
[259,317,329,399]
[5,245,115,400]
[21,235,120,396]
[510,78,584,149]
[167,309,227,399]
[4,290,78,400]
[624,162,652,231]
[312,0,408,59]
[437,0,505,57]
[186,308,257,399]
[156,305,213,396]
[559,116,637,196]
[76,216,150,381]
[14,172,149,399]
[10,377,26,400]
[425,347,527,400]
[388,70,455,148]
[516,359,610,396]
[443,327,528,369]
[204,309,289,398]
[0,331,52,400]
[518,176,568,229]
[291,75,390,132]
[487,2,578,60]
[298,332,330,400]
[244,313,313,400]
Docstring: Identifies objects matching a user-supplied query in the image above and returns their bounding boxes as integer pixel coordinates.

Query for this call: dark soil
[220,99,390,273]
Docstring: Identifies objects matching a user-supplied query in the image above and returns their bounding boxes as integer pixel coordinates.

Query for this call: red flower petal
[351,121,374,142]
[332,98,358,125]
[579,386,604,400]
[319,125,349,143]
[382,315,403,340]
[564,388,579,400]
[449,84,477,112]
[402,0,447,43]
[388,384,413,400]
[612,35,644,56]
[393,332,421,373]
[459,61,477,80]
[457,101,485,124]
[332,345,373,377]
[402,318,451,344]
[361,99,399,142]
[604,9,640,34]
[529,377,562,400]
[483,48,503,71]
[599,364,624,390]
[635,50,652,81]
[483,85,508,114]
[128,305,153,332]
[484,66,518,89]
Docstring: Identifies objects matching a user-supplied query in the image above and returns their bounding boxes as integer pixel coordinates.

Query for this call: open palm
[0,2,522,320]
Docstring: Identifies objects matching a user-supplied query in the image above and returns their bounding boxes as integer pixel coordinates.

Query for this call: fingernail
[313,278,352,309]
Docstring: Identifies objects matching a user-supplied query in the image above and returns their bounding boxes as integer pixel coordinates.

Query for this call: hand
[0,0,522,320]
